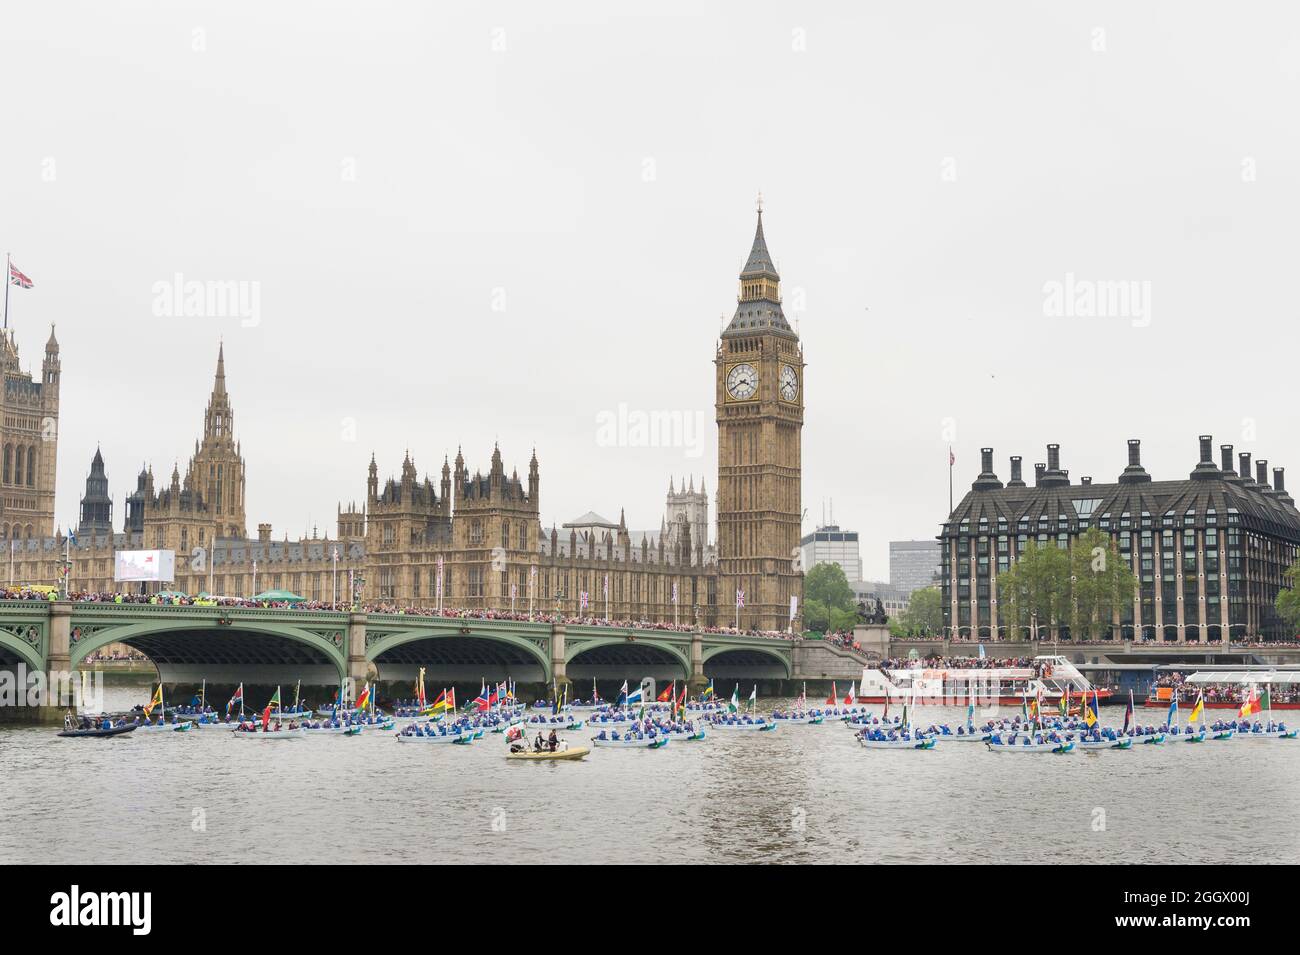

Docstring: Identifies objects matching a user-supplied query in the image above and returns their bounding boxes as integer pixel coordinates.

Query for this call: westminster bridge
[0,601,872,721]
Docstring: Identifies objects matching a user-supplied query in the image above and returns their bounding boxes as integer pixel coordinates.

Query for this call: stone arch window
[2,444,10,484]
[13,446,23,486]
[501,519,510,549]
[26,447,35,486]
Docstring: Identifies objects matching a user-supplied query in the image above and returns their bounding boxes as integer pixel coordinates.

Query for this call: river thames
[2,680,1297,865]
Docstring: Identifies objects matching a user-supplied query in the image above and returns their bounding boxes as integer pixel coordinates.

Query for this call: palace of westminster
[0,209,807,632]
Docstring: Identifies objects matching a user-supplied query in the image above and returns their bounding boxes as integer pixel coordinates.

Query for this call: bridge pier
[688,630,707,695]
[347,612,371,688]
[33,601,75,725]
[550,623,571,693]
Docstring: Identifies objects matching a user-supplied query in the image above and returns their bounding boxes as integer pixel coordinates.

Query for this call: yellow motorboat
[505,745,590,761]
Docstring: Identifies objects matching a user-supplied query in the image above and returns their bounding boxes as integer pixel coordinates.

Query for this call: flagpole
[948,446,953,515]
[4,252,9,331]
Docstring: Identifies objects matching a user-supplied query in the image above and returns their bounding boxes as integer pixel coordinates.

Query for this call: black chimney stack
[1221,444,1237,478]
[1191,434,1221,480]
[1081,476,1092,485]
[1275,468,1294,507]
[1256,459,1271,490]
[1040,444,1070,487]
[972,447,1003,490]
[1118,438,1152,484]
[1007,456,1025,487]
[1034,463,1046,486]
[1240,452,1256,487]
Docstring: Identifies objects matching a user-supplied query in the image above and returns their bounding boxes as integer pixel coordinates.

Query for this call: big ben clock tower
[715,199,804,632]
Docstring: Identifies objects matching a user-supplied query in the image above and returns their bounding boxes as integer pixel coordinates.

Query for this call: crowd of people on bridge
[0,587,803,642]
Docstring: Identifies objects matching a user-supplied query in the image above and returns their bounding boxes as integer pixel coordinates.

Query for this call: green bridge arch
[67,615,348,678]
[0,626,44,672]
[364,622,553,679]
[563,634,692,678]
[701,643,793,679]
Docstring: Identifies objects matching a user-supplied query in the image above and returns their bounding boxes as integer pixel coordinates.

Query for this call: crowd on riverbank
[1149,672,1300,704]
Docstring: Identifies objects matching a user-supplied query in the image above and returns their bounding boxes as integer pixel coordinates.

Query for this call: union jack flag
[8,261,32,289]
[580,590,588,610]
[736,589,745,608]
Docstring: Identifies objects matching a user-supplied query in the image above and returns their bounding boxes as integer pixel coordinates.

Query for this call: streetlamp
[352,572,366,611]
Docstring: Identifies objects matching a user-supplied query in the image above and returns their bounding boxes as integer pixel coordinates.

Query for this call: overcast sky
[3,2,1298,580]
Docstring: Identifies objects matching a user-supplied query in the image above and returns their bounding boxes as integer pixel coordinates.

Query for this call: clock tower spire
[715,201,804,632]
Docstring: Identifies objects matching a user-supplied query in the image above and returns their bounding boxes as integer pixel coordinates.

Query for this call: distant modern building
[940,437,1300,642]
[889,539,941,593]
[800,524,861,582]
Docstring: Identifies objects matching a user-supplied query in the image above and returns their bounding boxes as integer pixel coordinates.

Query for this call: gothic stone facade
[10,208,805,630]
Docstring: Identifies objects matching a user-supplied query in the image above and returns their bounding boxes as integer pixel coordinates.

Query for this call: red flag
[825,681,838,706]
[261,705,271,731]
[657,684,673,703]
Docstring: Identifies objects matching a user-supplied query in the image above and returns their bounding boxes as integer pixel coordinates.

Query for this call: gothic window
[13,447,23,486]
[501,520,510,549]
[2,444,9,484]
[26,448,35,486]
[470,519,483,545]
[518,524,526,550]
[383,524,394,545]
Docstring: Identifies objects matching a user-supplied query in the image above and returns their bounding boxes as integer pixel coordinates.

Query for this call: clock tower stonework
[715,204,804,632]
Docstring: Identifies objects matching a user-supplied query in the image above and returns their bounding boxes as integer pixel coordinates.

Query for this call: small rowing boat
[985,735,1074,753]
[1077,736,1133,751]
[396,731,473,744]
[57,723,138,739]
[506,745,590,761]
[590,733,668,748]
[857,734,935,750]
[231,727,305,740]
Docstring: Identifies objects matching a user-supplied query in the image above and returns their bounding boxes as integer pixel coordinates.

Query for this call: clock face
[779,364,799,401]
[726,363,757,400]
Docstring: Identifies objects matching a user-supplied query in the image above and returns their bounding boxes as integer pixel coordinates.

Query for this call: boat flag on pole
[1239,685,1267,718]
[701,678,715,701]
[1123,690,1134,735]
[729,684,739,713]
[843,682,855,705]
[826,681,837,706]
[144,684,163,717]
[355,682,371,712]
[1083,687,1098,727]
[227,683,243,715]
[1187,689,1204,725]
[1166,690,1179,729]
[748,684,757,712]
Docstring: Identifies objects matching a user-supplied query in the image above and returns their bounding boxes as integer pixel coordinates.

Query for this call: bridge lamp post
[352,572,365,611]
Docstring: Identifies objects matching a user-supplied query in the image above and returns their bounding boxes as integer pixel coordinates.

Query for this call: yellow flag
[143,684,163,716]
[1188,692,1204,724]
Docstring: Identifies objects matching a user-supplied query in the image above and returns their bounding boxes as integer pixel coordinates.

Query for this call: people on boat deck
[547,730,558,752]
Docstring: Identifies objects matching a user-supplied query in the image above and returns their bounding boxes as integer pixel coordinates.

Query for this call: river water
[2,678,1297,865]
